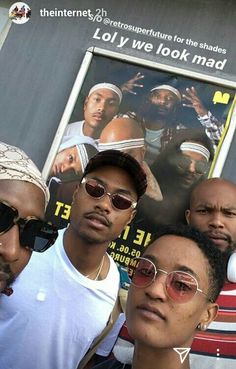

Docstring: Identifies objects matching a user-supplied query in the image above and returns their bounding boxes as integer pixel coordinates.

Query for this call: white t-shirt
[0,229,120,369]
[64,120,84,137]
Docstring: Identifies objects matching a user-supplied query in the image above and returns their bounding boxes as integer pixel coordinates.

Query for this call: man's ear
[126,209,136,226]
[185,209,190,224]
[198,303,218,330]
[72,185,79,204]
[141,146,146,161]
[83,97,88,112]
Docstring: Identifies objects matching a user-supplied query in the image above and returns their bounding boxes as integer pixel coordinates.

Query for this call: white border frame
[42,46,236,179]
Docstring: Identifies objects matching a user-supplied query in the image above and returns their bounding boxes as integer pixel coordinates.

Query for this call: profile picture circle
[9,2,31,24]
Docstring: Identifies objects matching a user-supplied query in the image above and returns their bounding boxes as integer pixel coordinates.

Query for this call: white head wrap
[88,83,122,103]
[0,141,49,205]
[59,135,98,173]
[98,139,145,152]
[150,84,181,101]
[59,135,97,152]
[180,142,210,162]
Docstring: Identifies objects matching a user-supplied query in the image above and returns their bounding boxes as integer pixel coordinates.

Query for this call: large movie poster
[45,50,236,267]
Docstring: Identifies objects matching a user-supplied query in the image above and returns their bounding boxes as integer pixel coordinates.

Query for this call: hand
[120,72,144,95]
[182,86,208,116]
[141,161,163,201]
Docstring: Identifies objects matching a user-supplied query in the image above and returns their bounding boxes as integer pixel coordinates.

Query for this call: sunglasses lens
[20,219,58,252]
[111,194,133,210]
[0,202,17,233]
[195,161,209,174]
[131,258,155,288]
[166,271,197,303]
[85,180,105,198]
[84,179,134,210]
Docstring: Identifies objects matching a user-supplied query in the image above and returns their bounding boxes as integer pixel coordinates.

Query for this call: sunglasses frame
[171,154,209,175]
[0,200,58,252]
[81,177,137,210]
[130,257,211,303]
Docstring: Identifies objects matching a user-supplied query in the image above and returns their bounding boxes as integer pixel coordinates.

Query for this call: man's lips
[137,303,166,321]
[85,212,111,228]
[205,232,232,249]
[207,232,229,242]
[93,112,105,120]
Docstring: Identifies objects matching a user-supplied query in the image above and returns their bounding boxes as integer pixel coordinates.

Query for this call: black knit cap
[83,149,147,200]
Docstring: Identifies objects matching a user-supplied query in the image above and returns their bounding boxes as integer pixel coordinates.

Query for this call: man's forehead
[191,179,236,205]
[89,89,120,100]
[86,166,137,195]
[87,165,130,182]
[150,89,178,99]
[101,120,143,142]
[182,150,207,162]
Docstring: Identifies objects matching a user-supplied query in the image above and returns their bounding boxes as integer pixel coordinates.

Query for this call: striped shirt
[190,281,236,369]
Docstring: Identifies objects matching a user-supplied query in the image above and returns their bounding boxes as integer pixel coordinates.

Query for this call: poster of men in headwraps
[45,52,236,267]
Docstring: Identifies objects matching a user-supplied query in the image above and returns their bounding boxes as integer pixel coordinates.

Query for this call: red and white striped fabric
[191,281,236,369]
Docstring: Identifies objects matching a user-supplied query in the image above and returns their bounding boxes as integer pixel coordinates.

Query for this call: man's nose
[188,160,196,173]
[209,212,224,228]
[157,97,166,106]
[0,225,21,263]
[95,193,112,213]
[97,100,105,111]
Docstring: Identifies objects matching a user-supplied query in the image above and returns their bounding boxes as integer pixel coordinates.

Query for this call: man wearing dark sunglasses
[140,131,213,229]
[0,141,57,295]
[0,149,147,369]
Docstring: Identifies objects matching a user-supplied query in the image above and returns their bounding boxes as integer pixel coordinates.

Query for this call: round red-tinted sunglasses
[129,257,212,303]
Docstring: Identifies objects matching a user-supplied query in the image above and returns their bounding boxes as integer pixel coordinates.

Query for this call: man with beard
[64,83,122,142]
[141,85,222,164]
[0,259,15,295]
[186,177,236,369]
[142,84,182,164]
[0,141,56,295]
[140,131,213,228]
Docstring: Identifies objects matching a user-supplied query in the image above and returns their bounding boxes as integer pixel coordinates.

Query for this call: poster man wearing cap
[64,83,122,142]
[0,149,147,369]
[0,141,57,296]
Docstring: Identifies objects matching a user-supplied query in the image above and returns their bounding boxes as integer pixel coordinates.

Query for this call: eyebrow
[89,176,134,197]
[195,202,236,210]
[143,254,199,280]
[92,92,119,102]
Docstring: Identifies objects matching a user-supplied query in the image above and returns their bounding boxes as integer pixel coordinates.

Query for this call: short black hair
[148,224,226,302]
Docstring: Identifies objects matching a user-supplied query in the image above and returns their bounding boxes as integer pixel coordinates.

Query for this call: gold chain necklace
[85,255,105,281]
